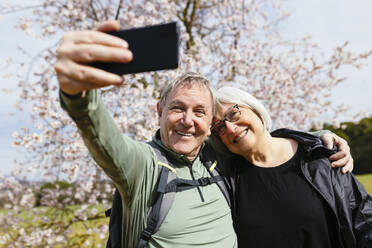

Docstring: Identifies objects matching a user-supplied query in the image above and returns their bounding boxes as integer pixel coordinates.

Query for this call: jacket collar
[271,128,336,159]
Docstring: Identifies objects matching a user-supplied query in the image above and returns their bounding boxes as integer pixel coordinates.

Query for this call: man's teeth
[176,131,193,136]
[234,129,248,142]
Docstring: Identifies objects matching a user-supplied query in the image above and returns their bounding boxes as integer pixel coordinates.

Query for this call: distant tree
[1,0,371,247]
[35,180,72,206]
[319,116,372,174]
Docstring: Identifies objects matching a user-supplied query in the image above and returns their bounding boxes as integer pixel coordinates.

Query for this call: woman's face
[212,103,265,156]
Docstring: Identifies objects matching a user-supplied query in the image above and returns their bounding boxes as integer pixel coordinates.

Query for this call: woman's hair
[215,86,272,131]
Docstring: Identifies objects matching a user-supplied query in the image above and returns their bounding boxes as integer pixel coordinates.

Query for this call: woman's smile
[233,128,249,143]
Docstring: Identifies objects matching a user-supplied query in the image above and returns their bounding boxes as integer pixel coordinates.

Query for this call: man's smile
[176,130,194,137]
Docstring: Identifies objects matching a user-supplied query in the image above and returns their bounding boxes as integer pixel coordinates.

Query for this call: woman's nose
[224,121,236,134]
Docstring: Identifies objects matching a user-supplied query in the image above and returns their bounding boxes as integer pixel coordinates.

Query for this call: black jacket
[267,128,372,248]
[210,128,372,247]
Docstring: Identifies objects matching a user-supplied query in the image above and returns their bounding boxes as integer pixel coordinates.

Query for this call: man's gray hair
[215,86,272,131]
[159,72,215,111]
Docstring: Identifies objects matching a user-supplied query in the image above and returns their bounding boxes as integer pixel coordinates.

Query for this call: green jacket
[60,90,237,248]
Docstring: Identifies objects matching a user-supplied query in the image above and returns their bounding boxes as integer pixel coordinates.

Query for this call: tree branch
[89,0,99,22]
[179,0,199,50]
[115,0,124,20]
[0,5,43,15]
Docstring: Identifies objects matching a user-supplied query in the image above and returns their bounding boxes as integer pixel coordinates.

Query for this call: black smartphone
[91,22,180,75]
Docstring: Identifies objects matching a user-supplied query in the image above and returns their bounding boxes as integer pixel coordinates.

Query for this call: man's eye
[171,106,183,112]
[195,109,205,115]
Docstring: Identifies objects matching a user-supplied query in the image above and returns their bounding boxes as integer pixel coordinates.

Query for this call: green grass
[0,204,109,247]
[356,173,372,195]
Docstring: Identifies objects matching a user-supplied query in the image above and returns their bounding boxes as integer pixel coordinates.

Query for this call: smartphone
[91,22,180,75]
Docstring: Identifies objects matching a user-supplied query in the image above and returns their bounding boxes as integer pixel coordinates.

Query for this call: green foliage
[35,181,73,207]
[318,116,372,174]
[40,181,72,191]
[0,204,108,247]
[356,174,372,195]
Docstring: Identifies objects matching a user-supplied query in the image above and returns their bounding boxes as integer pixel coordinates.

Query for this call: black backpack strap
[164,175,224,193]
[208,164,231,207]
[105,141,176,248]
[200,144,232,208]
[138,141,177,248]
[106,188,123,248]
[146,141,177,230]
[156,171,177,230]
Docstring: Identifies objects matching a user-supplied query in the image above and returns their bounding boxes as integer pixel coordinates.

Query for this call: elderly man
[55,20,353,248]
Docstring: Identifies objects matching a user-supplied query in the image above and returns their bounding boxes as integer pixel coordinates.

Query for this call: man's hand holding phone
[55,20,132,96]
[55,20,179,96]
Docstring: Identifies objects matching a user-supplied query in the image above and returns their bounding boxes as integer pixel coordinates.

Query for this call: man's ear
[156,102,162,117]
[156,102,162,125]
[207,116,214,137]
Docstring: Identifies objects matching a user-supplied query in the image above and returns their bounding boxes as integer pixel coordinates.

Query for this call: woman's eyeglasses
[211,104,241,136]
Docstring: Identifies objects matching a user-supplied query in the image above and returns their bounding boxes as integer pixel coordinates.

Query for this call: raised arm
[56,21,158,202]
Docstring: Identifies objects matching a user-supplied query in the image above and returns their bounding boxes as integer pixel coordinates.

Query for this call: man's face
[157,83,213,161]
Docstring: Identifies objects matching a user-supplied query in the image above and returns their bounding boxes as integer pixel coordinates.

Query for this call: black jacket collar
[271,128,336,160]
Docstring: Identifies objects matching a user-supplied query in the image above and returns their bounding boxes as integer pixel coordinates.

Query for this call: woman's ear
[251,108,265,129]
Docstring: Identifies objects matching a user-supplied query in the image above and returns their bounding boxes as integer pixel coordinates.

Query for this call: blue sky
[283,0,372,115]
[1,0,372,176]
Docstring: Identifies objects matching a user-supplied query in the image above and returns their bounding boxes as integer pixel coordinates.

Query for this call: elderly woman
[211,86,372,248]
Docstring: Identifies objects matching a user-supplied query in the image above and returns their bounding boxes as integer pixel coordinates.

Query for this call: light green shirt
[60,89,237,248]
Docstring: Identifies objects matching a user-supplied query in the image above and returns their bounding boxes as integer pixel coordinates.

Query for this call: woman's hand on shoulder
[321,132,353,174]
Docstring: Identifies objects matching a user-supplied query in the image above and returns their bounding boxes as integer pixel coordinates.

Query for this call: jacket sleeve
[60,89,159,205]
[308,130,330,138]
[335,171,372,248]
[350,175,372,248]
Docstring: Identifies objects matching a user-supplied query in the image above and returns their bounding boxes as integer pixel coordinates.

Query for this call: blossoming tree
[0,0,370,247]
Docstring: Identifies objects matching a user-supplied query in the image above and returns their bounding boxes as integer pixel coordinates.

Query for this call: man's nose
[182,111,194,127]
